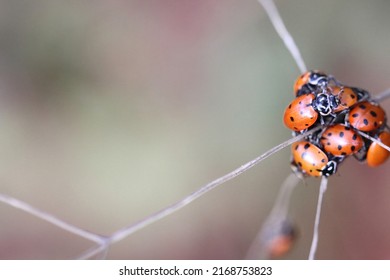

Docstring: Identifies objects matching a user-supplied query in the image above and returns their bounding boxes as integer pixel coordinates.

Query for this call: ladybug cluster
[284,70,390,177]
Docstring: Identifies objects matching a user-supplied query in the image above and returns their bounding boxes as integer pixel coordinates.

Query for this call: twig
[257,0,307,74]
[308,176,328,260]
[0,193,106,245]
[373,87,390,103]
[358,131,390,153]
[78,127,322,259]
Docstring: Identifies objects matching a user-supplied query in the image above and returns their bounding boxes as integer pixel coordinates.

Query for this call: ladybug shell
[293,70,327,96]
[349,101,386,132]
[283,93,318,131]
[267,234,295,258]
[291,141,328,177]
[366,131,390,167]
[263,221,296,258]
[331,86,358,113]
[320,124,363,156]
[293,72,311,95]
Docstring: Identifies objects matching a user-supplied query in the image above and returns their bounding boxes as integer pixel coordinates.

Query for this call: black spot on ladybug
[352,113,359,118]
[300,111,303,115]
[298,162,302,167]
[350,94,356,99]
[341,152,347,156]
[327,142,331,146]
[304,143,310,149]
[327,132,332,136]
[370,111,377,117]
[290,116,294,122]
[363,119,369,126]
[345,127,351,131]
[359,104,366,109]
[351,146,356,151]
[339,132,344,137]
[374,121,378,127]
[294,145,299,150]
[299,101,302,105]
[337,145,342,150]
[352,134,357,140]
[321,159,325,163]
[288,104,292,109]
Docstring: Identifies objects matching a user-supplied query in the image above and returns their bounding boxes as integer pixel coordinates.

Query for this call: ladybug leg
[351,87,370,102]
[290,160,306,180]
[327,75,342,86]
[353,145,368,162]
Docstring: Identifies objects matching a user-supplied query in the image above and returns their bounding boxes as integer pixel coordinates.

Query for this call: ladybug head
[313,93,339,116]
[309,71,328,87]
[321,160,337,177]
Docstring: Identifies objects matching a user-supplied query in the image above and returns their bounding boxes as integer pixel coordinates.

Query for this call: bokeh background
[0,0,389,259]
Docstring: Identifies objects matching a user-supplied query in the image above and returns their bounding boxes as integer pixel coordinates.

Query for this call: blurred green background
[0,0,389,259]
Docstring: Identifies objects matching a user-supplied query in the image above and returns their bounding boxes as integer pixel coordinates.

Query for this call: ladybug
[294,70,329,96]
[349,87,370,102]
[284,91,341,132]
[348,101,386,132]
[291,141,337,177]
[283,93,318,131]
[320,124,364,156]
[262,220,296,258]
[330,86,359,113]
[366,131,390,167]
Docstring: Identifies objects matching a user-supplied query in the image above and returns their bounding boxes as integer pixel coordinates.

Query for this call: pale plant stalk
[308,176,328,260]
[0,193,106,245]
[77,128,322,259]
[373,87,390,103]
[257,0,307,74]
[358,131,390,152]
[0,127,320,259]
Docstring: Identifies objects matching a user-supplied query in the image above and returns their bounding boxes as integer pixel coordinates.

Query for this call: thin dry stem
[0,193,106,245]
[78,127,322,259]
[373,87,390,103]
[308,176,328,260]
[358,131,390,152]
[257,0,307,74]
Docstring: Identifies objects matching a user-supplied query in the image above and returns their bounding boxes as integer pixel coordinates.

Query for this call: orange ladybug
[291,141,337,177]
[264,221,296,258]
[348,101,386,132]
[366,131,390,167]
[330,86,359,113]
[294,70,328,96]
[283,93,318,131]
[320,124,364,156]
